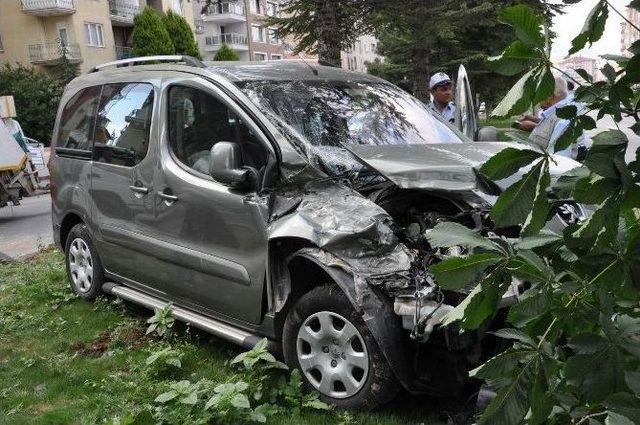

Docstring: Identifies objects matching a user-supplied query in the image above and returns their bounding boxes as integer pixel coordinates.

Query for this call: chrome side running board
[103,282,273,351]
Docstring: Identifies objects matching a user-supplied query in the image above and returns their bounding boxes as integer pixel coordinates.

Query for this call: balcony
[109,0,139,26]
[21,0,75,16]
[204,33,248,51]
[202,1,246,23]
[28,42,82,65]
[115,45,133,60]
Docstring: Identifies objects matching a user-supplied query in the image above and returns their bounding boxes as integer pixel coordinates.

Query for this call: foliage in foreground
[428,3,640,424]
[0,251,461,424]
[0,64,65,145]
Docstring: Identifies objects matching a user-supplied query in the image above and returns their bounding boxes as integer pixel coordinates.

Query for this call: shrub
[162,10,201,59]
[0,64,64,145]
[132,7,175,57]
[214,44,240,61]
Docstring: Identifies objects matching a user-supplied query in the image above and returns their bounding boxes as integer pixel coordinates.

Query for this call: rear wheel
[65,223,105,300]
[282,286,399,410]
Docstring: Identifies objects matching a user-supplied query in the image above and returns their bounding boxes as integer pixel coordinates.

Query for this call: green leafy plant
[0,64,65,145]
[145,346,183,371]
[161,10,201,59]
[213,44,240,61]
[428,2,640,424]
[275,369,331,416]
[132,7,175,57]
[146,305,174,337]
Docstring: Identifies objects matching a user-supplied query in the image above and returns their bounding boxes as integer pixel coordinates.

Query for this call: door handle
[129,185,149,198]
[157,191,178,204]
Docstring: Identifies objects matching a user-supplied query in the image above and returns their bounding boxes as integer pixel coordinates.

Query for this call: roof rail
[89,55,205,73]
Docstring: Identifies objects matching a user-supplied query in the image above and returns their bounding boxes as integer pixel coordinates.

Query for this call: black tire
[282,285,400,410]
[64,223,105,301]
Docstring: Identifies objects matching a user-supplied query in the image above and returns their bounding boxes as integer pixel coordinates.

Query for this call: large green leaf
[498,5,544,48]
[478,354,541,425]
[491,68,537,118]
[424,222,501,252]
[521,160,551,236]
[490,160,547,228]
[429,253,502,290]
[573,175,621,205]
[488,40,541,76]
[442,273,510,329]
[569,0,608,54]
[480,147,543,180]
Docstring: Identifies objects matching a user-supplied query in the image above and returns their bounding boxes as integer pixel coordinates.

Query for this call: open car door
[454,64,478,140]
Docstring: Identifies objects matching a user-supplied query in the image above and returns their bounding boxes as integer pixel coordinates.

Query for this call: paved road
[0,194,53,261]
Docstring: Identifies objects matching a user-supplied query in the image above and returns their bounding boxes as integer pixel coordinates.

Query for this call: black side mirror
[209,142,258,190]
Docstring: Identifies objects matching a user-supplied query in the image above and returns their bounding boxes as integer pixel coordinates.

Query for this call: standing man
[428,72,456,124]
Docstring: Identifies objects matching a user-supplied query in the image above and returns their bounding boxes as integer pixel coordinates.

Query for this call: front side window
[168,85,269,177]
[84,23,104,47]
[93,83,154,166]
[56,86,102,151]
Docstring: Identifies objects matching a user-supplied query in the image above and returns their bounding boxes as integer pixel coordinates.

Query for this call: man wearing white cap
[428,72,456,124]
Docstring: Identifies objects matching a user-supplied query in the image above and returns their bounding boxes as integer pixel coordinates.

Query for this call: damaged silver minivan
[50,57,582,409]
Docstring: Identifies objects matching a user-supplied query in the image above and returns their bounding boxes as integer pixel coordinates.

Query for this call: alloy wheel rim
[68,238,93,293]
[296,311,369,399]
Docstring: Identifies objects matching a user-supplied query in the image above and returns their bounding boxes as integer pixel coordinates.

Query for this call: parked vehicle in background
[50,56,585,409]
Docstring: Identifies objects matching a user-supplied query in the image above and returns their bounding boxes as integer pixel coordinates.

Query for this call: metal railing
[21,0,74,12]
[205,33,248,47]
[108,0,139,22]
[115,46,133,60]
[203,1,245,17]
[28,42,81,64]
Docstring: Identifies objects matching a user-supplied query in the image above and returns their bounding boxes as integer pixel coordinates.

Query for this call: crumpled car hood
[348,142,580,196]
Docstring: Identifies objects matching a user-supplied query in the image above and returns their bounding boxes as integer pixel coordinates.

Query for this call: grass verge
[0,249,472,424]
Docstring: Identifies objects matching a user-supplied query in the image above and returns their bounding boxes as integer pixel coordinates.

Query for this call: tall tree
[367,0,561,104]
[267,0,374,66]
[132,7,175,57]
[162,10,201,59]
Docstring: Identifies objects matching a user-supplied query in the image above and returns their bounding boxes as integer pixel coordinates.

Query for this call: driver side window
[168,85,268,176]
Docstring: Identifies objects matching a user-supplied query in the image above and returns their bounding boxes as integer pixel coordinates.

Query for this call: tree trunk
[314,0,342,67]
[412,48,429,101]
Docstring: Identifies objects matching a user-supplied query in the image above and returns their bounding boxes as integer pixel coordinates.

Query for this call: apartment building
[194,0,286,61]
[621,5,640,57]
[0,0,196,74]
[341,34,381,73]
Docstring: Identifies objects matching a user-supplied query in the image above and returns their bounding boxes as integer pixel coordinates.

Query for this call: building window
[250,0,263,14]
[266,1,277,16]
[254,52,267,61]
[267,28,280,44]
[252,25,265,43]
[84,23,104,47]
[0,34,3,52]
[270,54,282,60]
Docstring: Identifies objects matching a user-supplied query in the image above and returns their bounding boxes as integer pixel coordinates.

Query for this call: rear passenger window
[93,83,154,166]
[57,86,101,151]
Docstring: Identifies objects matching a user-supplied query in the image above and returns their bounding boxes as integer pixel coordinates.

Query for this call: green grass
[0,250,471,424]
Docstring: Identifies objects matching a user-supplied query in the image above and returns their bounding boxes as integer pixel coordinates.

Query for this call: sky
[551,0,629,59]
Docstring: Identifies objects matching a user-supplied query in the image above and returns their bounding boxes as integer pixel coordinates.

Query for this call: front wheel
[282,285,400,410]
